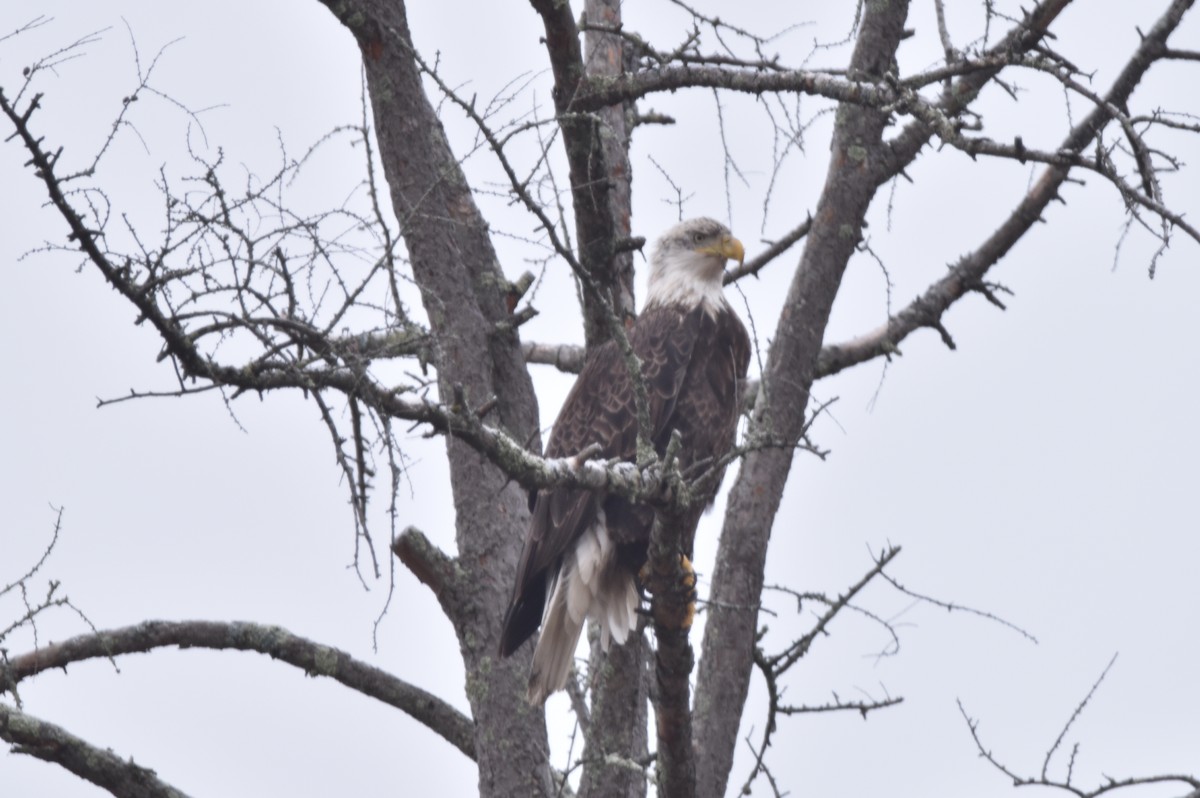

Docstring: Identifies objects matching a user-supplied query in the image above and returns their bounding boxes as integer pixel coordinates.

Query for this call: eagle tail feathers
[528,567,586,704]
[603,577,639,650]
[526,519,641,703]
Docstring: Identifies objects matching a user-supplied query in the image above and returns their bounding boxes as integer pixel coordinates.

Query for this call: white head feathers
[645,217,744,316]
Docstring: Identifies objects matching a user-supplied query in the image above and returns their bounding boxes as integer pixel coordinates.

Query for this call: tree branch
[723,217,812,284]
[9,40,555,778]
[574,65,889,112]
[958,687,1200,798]
[3,620,476,761]
[528,0,630,347]
[0,701,190,798]
[691,4,914,796]
[883,0,1076,170]
[643,505,698,798]
[817,0,1197,380]
[738,547,905,796]
[391,526,464,630]
[0,78,695,528]
[522,340,587,374]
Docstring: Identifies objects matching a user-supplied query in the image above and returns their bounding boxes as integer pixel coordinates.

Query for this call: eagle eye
[691,231,705,244]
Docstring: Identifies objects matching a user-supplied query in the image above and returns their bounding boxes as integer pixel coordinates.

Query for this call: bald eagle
[499,217,751,704]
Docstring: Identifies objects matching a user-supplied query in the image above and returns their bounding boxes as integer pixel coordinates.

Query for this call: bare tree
[2,2,1198,797]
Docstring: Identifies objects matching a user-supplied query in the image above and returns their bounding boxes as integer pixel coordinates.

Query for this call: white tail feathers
[526,518,640,704]
[526,567,585,705]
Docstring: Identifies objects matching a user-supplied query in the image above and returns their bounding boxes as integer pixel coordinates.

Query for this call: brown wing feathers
[497,306,701,657]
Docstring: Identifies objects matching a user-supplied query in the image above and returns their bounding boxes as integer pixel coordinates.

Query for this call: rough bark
[576,2,649,796]
[690,1,1196,794]
[582,0,636,322]
[0,703,189,798]
[643,509,702,798]
[578,628,651,798]
[529,0,633,348]
[315,2,548,796]
[6,620,476,760]
[690,5,914,796]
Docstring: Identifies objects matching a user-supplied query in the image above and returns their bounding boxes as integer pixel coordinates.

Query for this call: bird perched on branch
[498,217,751,704]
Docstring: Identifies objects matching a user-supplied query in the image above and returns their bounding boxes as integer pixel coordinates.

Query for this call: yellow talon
[679,554,696,589]
[680,554,697,629]
[640,553,700,631]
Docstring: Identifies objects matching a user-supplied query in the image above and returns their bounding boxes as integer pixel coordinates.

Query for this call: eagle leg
[679,554,697,630]
[639,553,698,631]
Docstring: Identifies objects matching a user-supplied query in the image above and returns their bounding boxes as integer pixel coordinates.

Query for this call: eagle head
[645,217,744,314]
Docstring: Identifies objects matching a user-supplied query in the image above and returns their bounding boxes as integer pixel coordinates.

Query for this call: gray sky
[2,1,1198,796]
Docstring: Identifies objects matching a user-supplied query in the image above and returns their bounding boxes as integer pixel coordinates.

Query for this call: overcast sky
[2,1,1198,797]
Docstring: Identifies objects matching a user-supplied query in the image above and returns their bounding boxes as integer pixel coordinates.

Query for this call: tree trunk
[317,2,550,796]
[691,4,913,796]
[577,2,650,796]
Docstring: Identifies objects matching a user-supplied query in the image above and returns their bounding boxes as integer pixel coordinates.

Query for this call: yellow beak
[702,234,745,266]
